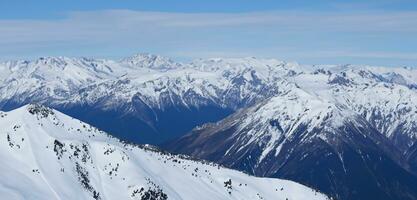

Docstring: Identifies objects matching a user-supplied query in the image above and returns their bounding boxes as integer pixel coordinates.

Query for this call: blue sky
[1,0,417,67]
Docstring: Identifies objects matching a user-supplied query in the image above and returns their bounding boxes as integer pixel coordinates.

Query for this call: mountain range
[1,53,417,200]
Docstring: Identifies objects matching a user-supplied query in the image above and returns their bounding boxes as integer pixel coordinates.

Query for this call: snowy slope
[0,104,328,200]
[293,66,417,152]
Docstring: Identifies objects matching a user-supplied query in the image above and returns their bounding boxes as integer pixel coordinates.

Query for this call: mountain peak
[26,104,55,118]
[33,56,73,67]
[120,53,181,70]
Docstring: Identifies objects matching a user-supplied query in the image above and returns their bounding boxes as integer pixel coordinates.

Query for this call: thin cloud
[2,10,417,41]
[308,51,417,60]
[1,9,417,65]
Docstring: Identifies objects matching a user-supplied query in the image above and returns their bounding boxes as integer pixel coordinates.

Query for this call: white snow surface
[0,104,328,200]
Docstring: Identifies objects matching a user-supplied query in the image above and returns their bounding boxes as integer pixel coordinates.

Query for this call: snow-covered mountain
[0,104,328,200]
[162,64,417,200]
[1,53,417,200]
[3,54,416,146]
[0,54,290,143]
[167,80,417,200]
[293,66,417,152]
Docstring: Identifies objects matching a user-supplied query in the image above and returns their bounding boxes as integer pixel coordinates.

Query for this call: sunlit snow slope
[0,104,328,200]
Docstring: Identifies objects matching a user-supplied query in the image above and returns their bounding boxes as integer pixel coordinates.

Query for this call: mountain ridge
[0,104,329,200]
[166,86,417,200]
[1,53,416,146]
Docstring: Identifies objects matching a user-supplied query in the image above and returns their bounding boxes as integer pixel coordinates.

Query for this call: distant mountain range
[1,53,417,200]
[0,54,287,144]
